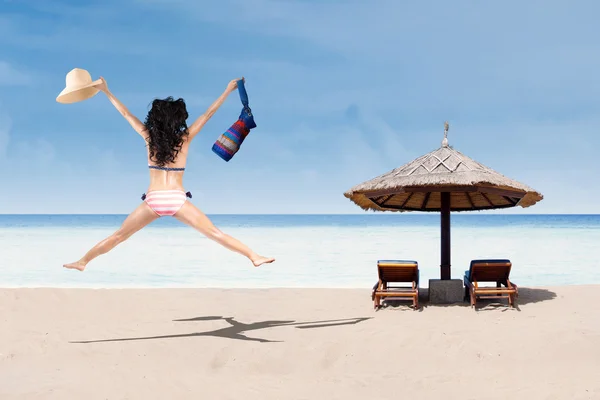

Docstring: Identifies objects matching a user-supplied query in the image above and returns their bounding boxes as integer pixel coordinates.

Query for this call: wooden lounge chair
[463,259,519,308]
[372,260,419,310]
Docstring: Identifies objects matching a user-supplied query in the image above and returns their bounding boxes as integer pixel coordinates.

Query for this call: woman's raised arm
[187,78,243,140]
[96,77,148,138]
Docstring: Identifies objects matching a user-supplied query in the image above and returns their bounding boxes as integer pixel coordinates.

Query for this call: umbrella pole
[440,192,451,280]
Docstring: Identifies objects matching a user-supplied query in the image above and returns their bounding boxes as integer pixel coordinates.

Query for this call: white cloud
[133,0,600,119]
[226,113,600,214]
[1,0,599,214]
[132,1,593,61]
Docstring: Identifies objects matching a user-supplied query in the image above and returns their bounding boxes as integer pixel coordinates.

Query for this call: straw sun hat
[56,68,103,104]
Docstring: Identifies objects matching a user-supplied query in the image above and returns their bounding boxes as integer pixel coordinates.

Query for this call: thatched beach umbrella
[344,122,543,280]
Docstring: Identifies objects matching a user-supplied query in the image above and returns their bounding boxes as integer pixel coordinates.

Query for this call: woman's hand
[226,77,245,93]
[189,77,246,139]
[95,77,109,93]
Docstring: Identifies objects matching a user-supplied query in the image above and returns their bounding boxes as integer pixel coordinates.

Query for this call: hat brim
[56,79,103,104]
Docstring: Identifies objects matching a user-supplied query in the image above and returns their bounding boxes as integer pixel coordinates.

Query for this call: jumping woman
[64,77,275,271]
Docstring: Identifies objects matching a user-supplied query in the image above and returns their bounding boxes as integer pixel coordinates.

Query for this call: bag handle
[237,78,249,108]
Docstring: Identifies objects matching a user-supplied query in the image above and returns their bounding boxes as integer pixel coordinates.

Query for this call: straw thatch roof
[344,136,543,212]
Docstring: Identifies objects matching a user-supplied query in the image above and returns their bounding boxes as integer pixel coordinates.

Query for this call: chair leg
[509,292,518,307]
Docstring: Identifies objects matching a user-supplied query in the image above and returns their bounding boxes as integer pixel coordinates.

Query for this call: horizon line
[0,213,598,216]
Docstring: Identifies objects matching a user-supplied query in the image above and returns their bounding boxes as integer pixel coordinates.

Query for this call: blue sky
[0,0,599,214]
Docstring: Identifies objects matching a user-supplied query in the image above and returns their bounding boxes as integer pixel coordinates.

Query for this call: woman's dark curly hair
[144,97,189,166]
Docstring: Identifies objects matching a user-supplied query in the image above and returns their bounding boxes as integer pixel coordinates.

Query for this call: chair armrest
[464,276,474,291]
[371,281,381,300]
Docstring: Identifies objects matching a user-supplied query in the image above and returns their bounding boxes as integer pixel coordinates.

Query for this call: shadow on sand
[468,287,558,312]
[70,316,372,344]
[379,287,558,312]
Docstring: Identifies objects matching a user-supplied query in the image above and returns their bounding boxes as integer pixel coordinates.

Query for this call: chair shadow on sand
[380,287,558,312]
[70,316,372,344]
[473,287,558,312]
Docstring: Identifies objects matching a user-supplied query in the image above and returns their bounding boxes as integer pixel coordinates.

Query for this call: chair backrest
[469,259,512,283]
[377,260,419,283]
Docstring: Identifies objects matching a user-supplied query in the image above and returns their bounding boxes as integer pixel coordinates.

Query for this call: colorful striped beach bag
[212,79,256,162]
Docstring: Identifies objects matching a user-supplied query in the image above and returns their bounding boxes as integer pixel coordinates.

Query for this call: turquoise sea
[1,214,599,288]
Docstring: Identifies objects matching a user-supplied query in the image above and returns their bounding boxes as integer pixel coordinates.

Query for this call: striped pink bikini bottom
[144,190,188,217]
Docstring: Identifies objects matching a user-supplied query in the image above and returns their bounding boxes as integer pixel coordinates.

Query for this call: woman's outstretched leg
[64,202,159,271]
[174,201,275,267]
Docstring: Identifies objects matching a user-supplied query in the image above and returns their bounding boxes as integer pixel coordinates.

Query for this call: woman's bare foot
[63,261,87,271]
[251,255,275,267]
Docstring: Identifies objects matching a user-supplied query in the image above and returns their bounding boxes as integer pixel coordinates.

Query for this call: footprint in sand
[320,343,343,369]
[210,347,232,370]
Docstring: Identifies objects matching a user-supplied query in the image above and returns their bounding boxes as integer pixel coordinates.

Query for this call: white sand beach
[1,286,599,399]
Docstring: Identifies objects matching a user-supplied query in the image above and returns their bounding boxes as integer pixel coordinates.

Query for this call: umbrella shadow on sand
[70,316,372,344]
